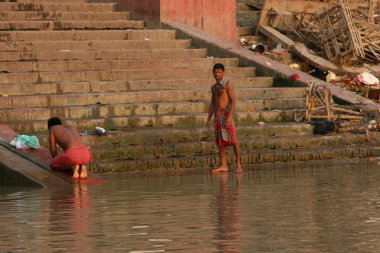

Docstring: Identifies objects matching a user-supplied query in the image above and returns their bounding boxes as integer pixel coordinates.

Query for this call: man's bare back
[48,117,91,179]
[49,125,85,153]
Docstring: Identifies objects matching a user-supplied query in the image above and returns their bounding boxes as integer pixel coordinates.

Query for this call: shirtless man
[48,117,93,179]
[206,63,243,173]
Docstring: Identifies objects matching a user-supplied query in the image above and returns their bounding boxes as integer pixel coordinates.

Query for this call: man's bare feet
[72,164,80,179]
[80,165,88,179]
[212,166,228,173]
[236,164,243,174]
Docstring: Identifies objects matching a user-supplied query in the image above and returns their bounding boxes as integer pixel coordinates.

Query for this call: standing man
[48,117,93,179]
[206,63,242,173]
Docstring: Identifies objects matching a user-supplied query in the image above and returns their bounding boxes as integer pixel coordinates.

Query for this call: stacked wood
[306,81,363,121]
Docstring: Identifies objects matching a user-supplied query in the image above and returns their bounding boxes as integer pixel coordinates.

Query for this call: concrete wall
[118,0,237,42]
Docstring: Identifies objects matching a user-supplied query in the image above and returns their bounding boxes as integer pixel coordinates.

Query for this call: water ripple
[1,163,380,252]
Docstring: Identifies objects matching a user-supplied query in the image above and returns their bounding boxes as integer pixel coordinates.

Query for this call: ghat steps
[0,0,378,173]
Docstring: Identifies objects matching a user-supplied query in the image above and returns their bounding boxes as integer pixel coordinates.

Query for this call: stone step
[0,2,117,12]
[0,77,274,96]
[0,58,239,72]
[0,11,131,21]
[0,67,256,84]
[238,26,256,36]
[237,18,257,27]
[0,39,192,52]
[0,48,208,61]
[89,134,370,161]
[236,3,252,11]
[236,10,260,19]
[90,145,380,172]
[7,109,306,132]
[0,87,305,109]
[0,30,176,42]
[0,20,145,31]
[0,98,305,122]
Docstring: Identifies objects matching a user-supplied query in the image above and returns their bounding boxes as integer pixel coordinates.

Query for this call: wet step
[0,98,305,122]
[89,134,370,161]
[0,87,305,109]
[0,58,239,72]
[7,109,306,132]
[0,39,192,51]
[0,48,208,62]
[0,20,145,31]
[0,77,273,96]
[0,30,176,42]
[90,145,380,173]
[0,11,131,21]
[0,67,256,84]
[0,2,117,12]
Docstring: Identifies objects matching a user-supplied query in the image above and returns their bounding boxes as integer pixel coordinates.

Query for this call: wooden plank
[256,0,360,34]
[258,25,295,48]
[293,42,342,73]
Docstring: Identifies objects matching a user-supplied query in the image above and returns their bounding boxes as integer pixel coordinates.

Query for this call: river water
[1,161,380,253]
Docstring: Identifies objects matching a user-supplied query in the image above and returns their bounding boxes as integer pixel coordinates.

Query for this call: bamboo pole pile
[306,81,363,121]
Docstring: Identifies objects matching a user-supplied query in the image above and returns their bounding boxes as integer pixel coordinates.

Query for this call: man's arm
[206,86,216,128]
[226,82,236,127]
[49,128,58,158]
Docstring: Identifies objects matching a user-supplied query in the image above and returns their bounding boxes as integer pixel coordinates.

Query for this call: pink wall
[118,0,237,42]
[160,0,237,42]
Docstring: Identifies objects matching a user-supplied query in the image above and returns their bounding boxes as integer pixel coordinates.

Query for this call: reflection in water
[49,182,93,253]
[2,162,380,252]
[215,174,242,253]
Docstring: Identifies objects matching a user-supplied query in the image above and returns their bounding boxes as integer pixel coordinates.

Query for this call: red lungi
[50,147,93,170]
[214,108,238,148]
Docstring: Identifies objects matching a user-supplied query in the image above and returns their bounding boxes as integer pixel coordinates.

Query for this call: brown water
[1,161,380,253]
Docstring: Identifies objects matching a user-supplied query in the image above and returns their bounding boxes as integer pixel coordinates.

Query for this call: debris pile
[249,0,380,73]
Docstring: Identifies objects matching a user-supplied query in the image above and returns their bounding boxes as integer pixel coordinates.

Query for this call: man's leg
[73,164,80,179]
[233,143,243,173]
[80,164,88,179]
[50,152,76,175]
[213,146,228,173]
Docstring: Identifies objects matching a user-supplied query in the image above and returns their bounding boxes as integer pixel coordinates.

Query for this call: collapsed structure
[251,0,380,75]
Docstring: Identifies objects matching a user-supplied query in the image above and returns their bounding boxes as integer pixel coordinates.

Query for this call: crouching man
[48,117,93,179]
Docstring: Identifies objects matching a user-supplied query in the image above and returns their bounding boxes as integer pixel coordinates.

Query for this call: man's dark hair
[213,63,225,72]
[48,117,62,129]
